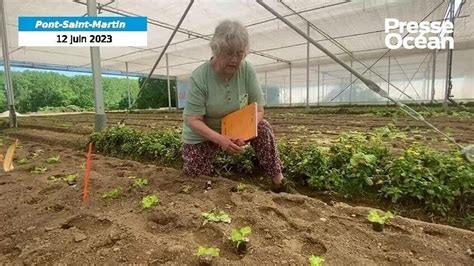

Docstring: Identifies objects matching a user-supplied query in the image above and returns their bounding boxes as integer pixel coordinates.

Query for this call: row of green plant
[90,126,473,217]
[303,105,473,118]
[279,129,473,216]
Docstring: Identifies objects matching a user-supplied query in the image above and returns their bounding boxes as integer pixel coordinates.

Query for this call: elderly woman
[182,20,294,193]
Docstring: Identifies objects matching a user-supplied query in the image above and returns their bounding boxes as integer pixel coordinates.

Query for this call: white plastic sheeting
[2,0,474,104]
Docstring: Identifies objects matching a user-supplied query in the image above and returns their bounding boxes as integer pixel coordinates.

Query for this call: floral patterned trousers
[182,120,282,178]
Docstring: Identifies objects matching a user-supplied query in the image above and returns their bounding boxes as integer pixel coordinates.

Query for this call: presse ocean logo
[384,18,454,50]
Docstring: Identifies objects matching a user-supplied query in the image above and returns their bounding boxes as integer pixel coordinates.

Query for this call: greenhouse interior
[1,0,473,264]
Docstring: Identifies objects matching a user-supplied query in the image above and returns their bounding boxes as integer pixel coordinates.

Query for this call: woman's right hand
[217,135,245,154]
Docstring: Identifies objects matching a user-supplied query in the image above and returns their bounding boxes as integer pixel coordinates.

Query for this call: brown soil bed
[0,139,473,264]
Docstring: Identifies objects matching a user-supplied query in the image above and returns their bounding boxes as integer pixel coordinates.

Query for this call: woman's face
[214,45,245,76]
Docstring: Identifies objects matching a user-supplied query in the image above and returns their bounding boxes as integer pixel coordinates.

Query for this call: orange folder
[221,102,258,141]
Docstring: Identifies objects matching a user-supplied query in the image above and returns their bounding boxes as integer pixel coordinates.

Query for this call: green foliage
[46,155,61,164]
[0,89,7,113]
[136,130,182,162]
[283,131,388,196]
[90,127,181,163]
[229,226,251,248]
[236,183,247,192]
[102,187,123,199]
[133,177,149,188]
[202,209,231,224]
[381,145,474,215]
[18,158,28,165]
[135,77,176,109]
[309,255,325,266]
[304,105,473,118]
[38,105,84,113]
[0,70,140,113]
[49,174,78,185]
[31,166,48,174]
[64,174,78,185]
[142,195,160,209]
[195,246,220,257]
[90,126,474,219]
[367,210,394,224]
[214,147,256,176]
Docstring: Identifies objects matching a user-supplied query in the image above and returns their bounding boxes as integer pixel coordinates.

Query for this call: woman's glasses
[222,50,245,60]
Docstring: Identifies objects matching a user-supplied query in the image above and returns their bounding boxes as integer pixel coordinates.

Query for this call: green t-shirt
[182,60,264,144]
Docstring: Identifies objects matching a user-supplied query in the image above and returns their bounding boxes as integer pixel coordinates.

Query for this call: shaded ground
[0,139,473,264]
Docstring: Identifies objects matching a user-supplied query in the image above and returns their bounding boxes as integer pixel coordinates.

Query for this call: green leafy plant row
[90,126,473,217]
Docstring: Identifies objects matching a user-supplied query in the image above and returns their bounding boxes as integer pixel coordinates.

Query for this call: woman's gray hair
[210,20,249,56]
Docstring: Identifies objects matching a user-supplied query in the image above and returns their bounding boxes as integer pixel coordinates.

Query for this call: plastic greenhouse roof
[1,0,473,84]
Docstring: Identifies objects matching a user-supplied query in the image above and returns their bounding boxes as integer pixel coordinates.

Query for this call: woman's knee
[182,142,218,177]
[257,119,274,134]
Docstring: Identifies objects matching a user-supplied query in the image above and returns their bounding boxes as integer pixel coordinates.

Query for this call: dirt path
[0,140,473,264]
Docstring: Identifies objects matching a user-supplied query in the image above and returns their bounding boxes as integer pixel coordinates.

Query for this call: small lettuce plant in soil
[195,246,219,265]
[201,209,231,225]
[367,210,394,232]
[30,165,48,174]
[229,226,251,253]
[142,194,160,209]
[132,177,149,188]
[63,174,77,185]
[46,155,61,164]
[102,187,123,199]
[309,255,325,266]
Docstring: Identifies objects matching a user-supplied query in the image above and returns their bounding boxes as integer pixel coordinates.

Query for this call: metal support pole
[444,0,455,112]
[257,0,394,103]
[87,0,106,131]
[306,22,310,109]
[264,71,267,106]
[166,53,171,112]
[0,0,17,127]
[423,67,427,103]
[431,49,437,103]
[256,0,467,151]
[349,59,353,105]
[322,72,325,104]
[317,64,320,105]
[425,59,430,102]
[387,56,391,105]
[289,63,292,107]
[125,62,131,109]
[118,0,194,125]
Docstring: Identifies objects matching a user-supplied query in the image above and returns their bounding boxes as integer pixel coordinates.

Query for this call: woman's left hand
[231,138,247,147]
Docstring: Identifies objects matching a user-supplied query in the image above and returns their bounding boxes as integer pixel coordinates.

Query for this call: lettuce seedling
[229,226,251,253]
[235,183,247,192]
[367,210,394,232]
[18,158,28,165]
[102,187,123,199]
[133,177,149,188]
[31,166,48,174]
[63,174,77,185]
[201,209,231,225]
[142,195,160,209]
[46,155,61,164]
[181,184,192,193]
[309,255,325,266]
[195,246,219,265]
